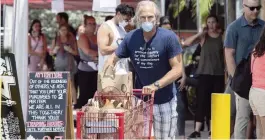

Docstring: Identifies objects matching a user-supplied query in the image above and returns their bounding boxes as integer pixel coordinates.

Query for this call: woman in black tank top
[182,15,225,138]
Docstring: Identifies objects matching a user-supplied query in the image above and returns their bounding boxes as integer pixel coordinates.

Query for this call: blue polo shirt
[115,27,182,104]
[224,16,265,65]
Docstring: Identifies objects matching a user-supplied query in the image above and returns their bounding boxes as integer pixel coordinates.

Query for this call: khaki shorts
[249,87,265,117]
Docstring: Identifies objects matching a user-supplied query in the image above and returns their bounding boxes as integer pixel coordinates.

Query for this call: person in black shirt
[56,12,76,36]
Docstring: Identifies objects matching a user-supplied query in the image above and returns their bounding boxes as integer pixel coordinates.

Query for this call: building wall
[261,0,265,20]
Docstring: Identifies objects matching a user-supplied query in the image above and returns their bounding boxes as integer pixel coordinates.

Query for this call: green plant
[168,0,214,24]
[191,0,215,24]
[169,0,186,18]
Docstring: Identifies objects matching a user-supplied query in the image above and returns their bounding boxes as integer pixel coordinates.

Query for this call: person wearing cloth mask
[104,1,183,139]
[97,4,134,72]
[224,0,264,138]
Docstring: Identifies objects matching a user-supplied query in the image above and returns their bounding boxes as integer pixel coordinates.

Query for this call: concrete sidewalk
[176,121,210,139]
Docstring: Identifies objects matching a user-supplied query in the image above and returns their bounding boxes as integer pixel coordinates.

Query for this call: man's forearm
[157,66,182,88]
[226,56,236,77]
[100,46,117,56]
[104,53,120,69]
[182,59,186,78]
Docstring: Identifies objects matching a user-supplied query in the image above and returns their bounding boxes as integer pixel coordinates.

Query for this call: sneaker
[208,131,211,139]
[188,131,201,139]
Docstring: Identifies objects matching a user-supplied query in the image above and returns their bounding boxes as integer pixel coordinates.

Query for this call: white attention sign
[100,0,119,8]
[52,0,64,13]
[93,0,121,12]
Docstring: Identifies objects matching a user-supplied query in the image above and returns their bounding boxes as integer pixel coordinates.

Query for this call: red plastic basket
[76,89,154,139]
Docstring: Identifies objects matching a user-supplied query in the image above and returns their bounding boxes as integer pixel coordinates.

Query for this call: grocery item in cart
[98,99,127,139]
[97,65,133,102]
[76,91,154,139]
[81,99,100,139]
[124,96,152,139]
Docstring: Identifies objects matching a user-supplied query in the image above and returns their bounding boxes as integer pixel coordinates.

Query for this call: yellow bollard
[211,93,230,139]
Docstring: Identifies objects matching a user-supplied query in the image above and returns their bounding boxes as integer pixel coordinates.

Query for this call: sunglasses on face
[244,4,262,11]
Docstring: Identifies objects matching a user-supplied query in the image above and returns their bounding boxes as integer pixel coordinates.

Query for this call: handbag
[230,54,255,100]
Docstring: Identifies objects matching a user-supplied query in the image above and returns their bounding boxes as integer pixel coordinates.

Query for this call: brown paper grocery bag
[97,65,133,98]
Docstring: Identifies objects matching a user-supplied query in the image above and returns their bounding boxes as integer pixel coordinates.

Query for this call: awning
[1,0,140,10]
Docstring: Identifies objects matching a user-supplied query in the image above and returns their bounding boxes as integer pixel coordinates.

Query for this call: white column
[0,1,2,53]
[236,0,243,19]
[3,6,13,51]
[12,0,28,122]
[160,0,165,16]
[197,0,202,32]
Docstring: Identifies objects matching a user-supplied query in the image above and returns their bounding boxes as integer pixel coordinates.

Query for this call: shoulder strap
[105,20,121,39]
[31,36,40,51]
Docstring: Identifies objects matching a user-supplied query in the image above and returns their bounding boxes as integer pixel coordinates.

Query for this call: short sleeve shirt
[224,16,265,65]
[115,27,183,104]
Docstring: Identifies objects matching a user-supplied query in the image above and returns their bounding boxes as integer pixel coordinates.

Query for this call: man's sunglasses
[244,4,262,11]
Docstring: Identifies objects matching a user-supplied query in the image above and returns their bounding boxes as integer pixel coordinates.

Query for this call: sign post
[26,72,74,139]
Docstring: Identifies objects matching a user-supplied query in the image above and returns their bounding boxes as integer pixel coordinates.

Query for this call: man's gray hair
[243,0,261,4]
[135,0,161,24]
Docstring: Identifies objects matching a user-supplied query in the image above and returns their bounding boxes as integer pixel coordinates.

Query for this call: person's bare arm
[39,35,47,66]
[178,58,187,90]
[225,48,236,77]
[71,40,78,56]
[42,35,47,57]
[157,54,183,88]
[176,35,186,78]
[224,24,237,77]
[182,32,204,47]
[77,34,97,57]
[97,24,117,56]
[143,54,183,94]
[65,36,78,56]
[28,35,32,55]
[49,39,56,55]
[103,53,121,72]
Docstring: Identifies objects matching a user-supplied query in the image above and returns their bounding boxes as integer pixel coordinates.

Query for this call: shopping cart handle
[133,89,155,97]
[133,89,142,92]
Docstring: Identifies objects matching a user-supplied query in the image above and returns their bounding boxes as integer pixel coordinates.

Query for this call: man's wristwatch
[154,81,160,89]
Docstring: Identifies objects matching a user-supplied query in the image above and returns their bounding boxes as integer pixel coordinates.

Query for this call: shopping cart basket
[76,89,154,139]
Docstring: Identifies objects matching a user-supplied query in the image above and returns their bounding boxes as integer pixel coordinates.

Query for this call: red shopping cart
[76,89,154,139]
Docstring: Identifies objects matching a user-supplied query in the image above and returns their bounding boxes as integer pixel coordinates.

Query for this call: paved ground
[74,117,210,139]
[176,121,210,139]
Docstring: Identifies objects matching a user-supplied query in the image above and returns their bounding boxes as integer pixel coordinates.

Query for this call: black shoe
[208,131,211,138]
[188,131,201,139]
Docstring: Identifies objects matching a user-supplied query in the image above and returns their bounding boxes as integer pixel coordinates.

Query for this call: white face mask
[141,21,154,32]
[119,20,128,28]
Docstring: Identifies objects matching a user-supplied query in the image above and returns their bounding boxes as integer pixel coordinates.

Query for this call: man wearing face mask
[104,1,183,139]
[97,4,134,72]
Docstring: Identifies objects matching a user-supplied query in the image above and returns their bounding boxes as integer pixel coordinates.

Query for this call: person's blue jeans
[173,83,186,136]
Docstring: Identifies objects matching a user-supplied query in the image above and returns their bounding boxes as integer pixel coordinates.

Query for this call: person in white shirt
[97,4,135,72]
